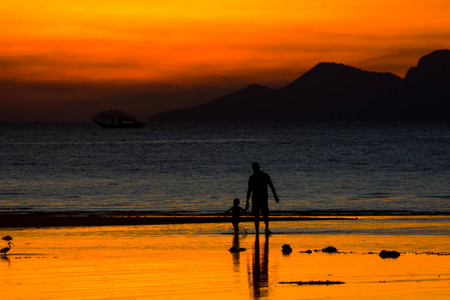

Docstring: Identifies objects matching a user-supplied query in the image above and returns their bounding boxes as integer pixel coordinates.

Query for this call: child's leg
[233,222,239,234]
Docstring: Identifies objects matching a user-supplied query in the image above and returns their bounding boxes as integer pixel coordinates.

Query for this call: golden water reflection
[0,219,449,299]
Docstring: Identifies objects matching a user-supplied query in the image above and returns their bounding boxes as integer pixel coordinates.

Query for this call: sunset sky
[1,0,450,121]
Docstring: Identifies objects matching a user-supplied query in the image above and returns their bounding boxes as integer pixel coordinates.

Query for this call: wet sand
[1,218,449,299]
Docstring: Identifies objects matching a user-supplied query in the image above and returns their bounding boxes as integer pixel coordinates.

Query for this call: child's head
[233,198,240,206]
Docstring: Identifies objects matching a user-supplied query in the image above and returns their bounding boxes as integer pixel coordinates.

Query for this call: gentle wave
[1,208,449,217]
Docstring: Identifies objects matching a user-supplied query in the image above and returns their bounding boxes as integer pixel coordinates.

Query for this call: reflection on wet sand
[248,235,269,298]
[231,234,243,272]
[1,221,449,299]
[0,255,11,267]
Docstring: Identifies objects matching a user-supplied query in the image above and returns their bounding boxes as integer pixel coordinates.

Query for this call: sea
[1,121,449,216]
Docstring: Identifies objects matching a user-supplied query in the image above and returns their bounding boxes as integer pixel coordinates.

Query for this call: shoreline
[1,213,448,229]
[0,213,361,228]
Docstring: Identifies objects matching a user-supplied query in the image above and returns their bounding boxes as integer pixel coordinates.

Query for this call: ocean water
[0,121,449,215]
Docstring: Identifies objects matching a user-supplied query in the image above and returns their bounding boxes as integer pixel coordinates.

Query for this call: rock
[379,250,400,258]
[322,246,338,253]
[2,236,13,241]
[229,246,246,253]
[282,244,293,254]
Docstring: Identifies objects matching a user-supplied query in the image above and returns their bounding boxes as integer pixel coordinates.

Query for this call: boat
[93,110,145,128]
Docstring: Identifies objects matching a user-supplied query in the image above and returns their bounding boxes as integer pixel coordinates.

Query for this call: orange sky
[1,0,450,121]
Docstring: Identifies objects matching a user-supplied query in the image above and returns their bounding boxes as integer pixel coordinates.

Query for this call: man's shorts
[252,199,269,216]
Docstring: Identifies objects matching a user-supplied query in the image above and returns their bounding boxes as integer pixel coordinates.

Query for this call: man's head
[252,162,260,172]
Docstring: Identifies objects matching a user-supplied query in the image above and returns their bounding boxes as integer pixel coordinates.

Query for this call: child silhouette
[225,198,247,234]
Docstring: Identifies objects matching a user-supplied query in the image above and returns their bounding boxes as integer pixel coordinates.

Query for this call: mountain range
[148,50,450,122]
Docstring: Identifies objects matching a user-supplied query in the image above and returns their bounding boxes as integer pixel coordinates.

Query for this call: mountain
[366,49,450,120]
[400,50,450,120]
[148,50,450,122]
[149,84,276,122]
[275,63,403,120]
[405,50,450,82]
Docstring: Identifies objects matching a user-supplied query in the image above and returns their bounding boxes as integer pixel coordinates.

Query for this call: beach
[0,214,320,228]
[1,216,449,299]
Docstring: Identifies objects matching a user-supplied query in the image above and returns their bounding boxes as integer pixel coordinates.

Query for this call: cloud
[0,39,447,122]
[0,53,145,82]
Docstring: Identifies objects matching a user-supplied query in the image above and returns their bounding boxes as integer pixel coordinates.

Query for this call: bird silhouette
[2,236,12,241]
[0,242,13,256]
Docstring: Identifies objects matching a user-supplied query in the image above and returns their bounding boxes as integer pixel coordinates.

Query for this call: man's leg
[253,204,261,235]
[262,202,272,234]
[263,213,269,230]
[263,213,272,234]
[254,214,260,234]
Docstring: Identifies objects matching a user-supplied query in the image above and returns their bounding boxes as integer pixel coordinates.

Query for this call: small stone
[379,250,400,258]
[229,246,246,253]
[322,246,338,253]
[282,244,293,254]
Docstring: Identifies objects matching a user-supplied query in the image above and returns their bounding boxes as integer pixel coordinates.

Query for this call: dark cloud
[0,54,143,81]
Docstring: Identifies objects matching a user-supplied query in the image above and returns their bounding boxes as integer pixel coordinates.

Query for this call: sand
[0,214,317,228]
[1,217,449,299]
[0,213,360,228]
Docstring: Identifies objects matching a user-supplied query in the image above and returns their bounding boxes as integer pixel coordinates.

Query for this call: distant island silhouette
[148,50,450,122]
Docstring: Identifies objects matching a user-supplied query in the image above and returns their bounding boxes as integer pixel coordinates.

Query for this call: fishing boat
[93,110,145,128]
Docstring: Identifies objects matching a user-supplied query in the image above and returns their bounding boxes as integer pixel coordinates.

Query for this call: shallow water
[1,121,450,215]
[1,218,449,299]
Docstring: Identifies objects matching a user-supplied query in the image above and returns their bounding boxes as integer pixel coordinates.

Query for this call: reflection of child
[225,198,247,234]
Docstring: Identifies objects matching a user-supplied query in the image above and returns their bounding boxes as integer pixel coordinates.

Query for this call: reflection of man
[248,235,269,298]
[245,162,280,235]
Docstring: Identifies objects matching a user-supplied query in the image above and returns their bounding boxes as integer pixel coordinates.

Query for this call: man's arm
[246,179,252,209]
[246,189,251,209]
[268,176,280,203]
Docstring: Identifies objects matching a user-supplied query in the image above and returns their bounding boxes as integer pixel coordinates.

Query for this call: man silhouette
[246,162,280,235]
